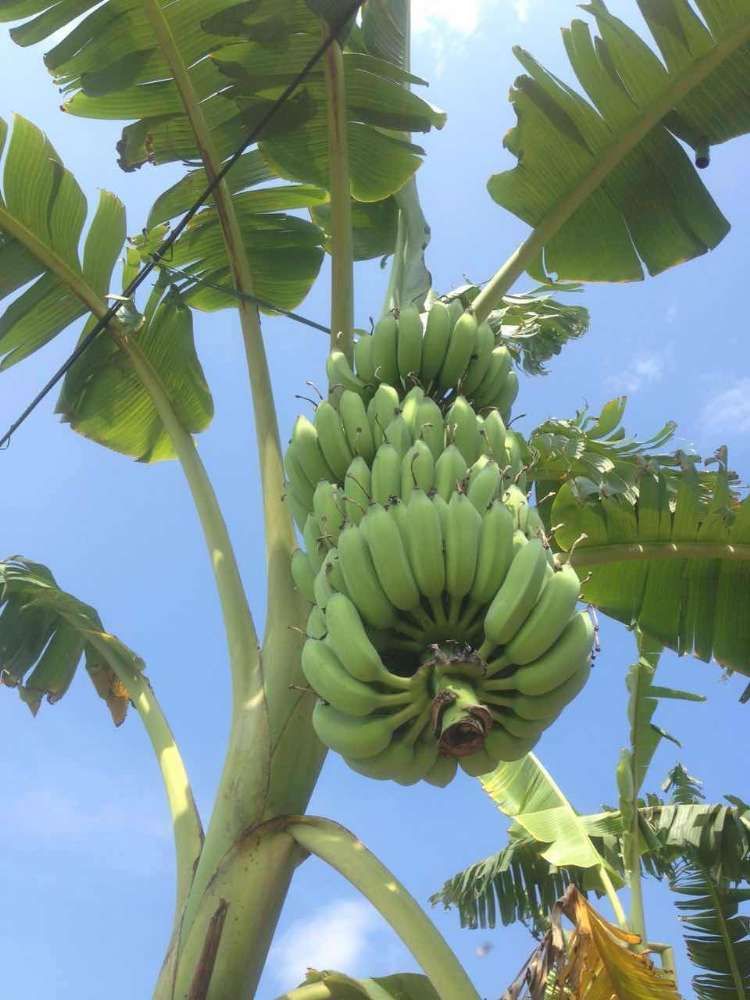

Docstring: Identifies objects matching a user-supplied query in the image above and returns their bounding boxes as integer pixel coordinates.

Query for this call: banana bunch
[297,486,595,785]
[284,385,528,531]
[342,303,519,418]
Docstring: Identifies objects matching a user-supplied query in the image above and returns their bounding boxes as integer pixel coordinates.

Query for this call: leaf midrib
[566,541,750,568]
[471,15,750,322]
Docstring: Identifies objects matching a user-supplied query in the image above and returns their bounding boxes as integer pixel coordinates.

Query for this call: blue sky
[1,2,749,997]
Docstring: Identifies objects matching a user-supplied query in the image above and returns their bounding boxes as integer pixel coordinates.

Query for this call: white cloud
[270,898,379,989]
[412,1,531,36]
[700,378,750,435]
[606,353,665,394]
[412,0,483,35]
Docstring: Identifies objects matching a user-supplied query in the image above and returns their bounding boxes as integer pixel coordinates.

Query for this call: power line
[0,0,362,450]
[158,261,330,335]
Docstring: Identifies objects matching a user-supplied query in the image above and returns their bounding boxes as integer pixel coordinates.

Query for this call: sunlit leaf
[489,1,750,283]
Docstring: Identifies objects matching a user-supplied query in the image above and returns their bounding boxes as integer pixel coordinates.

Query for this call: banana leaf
[553,460,750,675]
[0,115,213,460]
[489,0,750,284]
[0,557,144,724]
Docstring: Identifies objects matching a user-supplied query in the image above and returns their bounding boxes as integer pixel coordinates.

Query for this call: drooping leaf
[553,459,750,675]
[281,968,440,999]
[312,196,400,261]
[0,557,144,724]
[0,115,213,460]
[480,754,620,881]
[489,0,750,283]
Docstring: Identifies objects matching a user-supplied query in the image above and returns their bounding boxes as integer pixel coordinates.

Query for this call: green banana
[461,320,495,397]
[458,748,496,777]
[343,456,371,525]
[291,549,316,603]
[354,332,376,384]
[326,548,349,597]
[315,400,353,481]
[396,305,423,386]
[445,492,482,601]
[413,396,445,461]
[495,369,519,421]
[433,493,450,536]
[405,489,445,599]
[324,592,409,688]
[371,314,400,385]
[501,611,594,697]
[312,701,421,759]
[367,384,401,447]
[284,443,315,511]
[313,481,345,545]
[423,754,458,787]
[467,460,501,512]
[489,709,547,740]
[484,726,539,762]
[401,440,435,501]
[313,557,334,609]
[286,490,310,533]
[346,738,438,785]
[469,500,516,605]
[473,346,512,410]
[339,389,375,462]
[525,506,547,543]
[384,414,413,459]
[438,311,477,391]
[505,431,526,482]
[400,385,425,434]
[434,444,468,501]
[302,639,411,717]
[420,300,452,385]
[445,396,482,466]
[509,655,592,721]
[337,524,397,629]
[371,443,402,505]
[504,484,530,532]
[503,565,582,665]
[291,414,336,486]
[303,514,327,573]
[326,350,366,395]
[482,409,509,467]
[483,538,549,646]
[307,605,327,640]
[361,504,422,611]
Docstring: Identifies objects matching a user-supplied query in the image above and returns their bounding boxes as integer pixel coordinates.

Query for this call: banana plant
[2,0,750,997]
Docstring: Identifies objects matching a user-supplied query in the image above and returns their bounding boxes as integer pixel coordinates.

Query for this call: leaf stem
[287,817,481,1000]
[469,20,750,324]
[87,633,203,918]
[598,866,628,930]
[322,34,354,359]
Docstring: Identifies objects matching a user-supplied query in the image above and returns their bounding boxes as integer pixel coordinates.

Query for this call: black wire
[0,0,362,450]
[159,261,330,335]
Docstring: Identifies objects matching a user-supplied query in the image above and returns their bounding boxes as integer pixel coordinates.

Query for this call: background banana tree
[1,0,749,997]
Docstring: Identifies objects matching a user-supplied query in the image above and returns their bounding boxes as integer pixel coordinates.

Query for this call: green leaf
[0,556,143,724]
[57,285,213,462]
[488,0,750,283]
[0,115,214,460]
[528,395,681,506]
[0,115,125,367]
[479,753,620,888]
[312,196,400,260]
[553,460,750,675]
